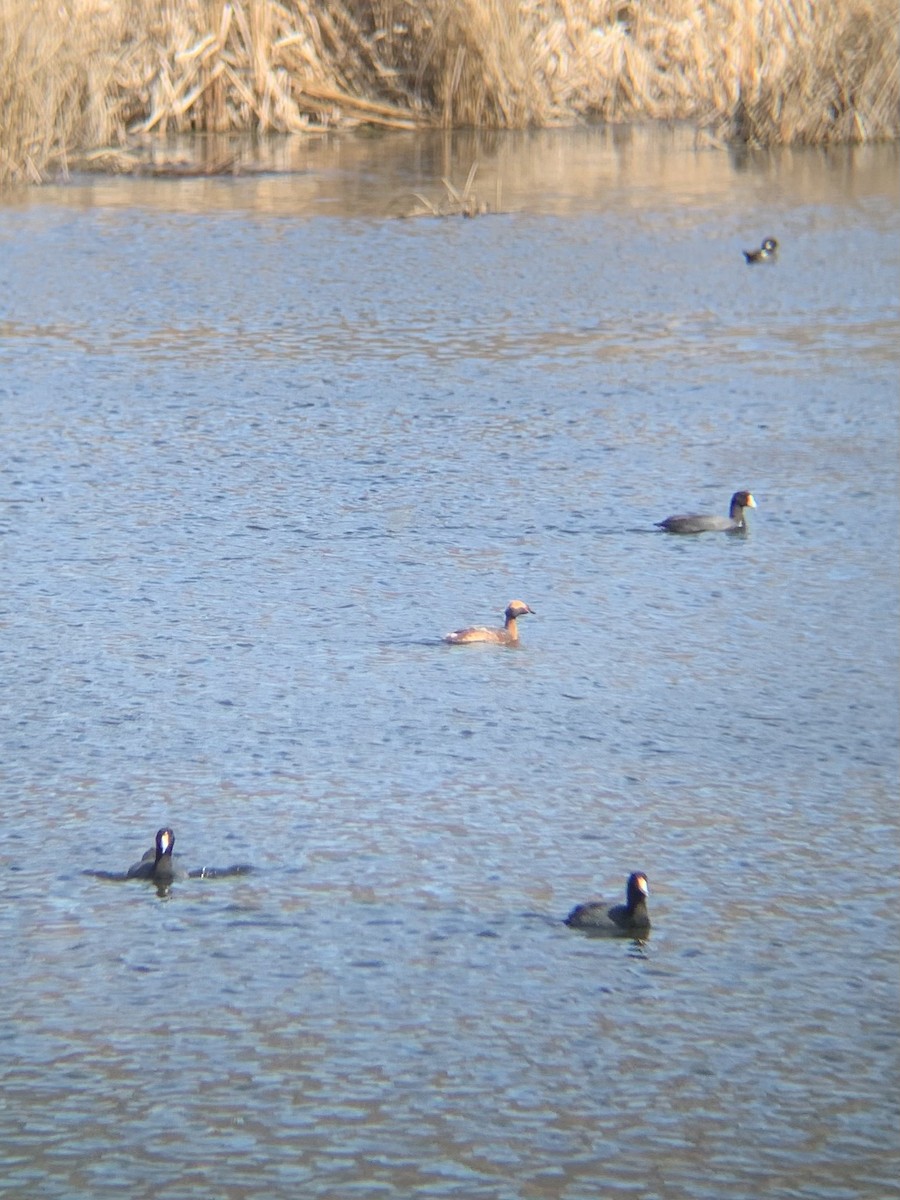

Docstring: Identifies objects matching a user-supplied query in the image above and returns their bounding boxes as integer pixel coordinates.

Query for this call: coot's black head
[155,828,175,860]
[626,872,649,907]
[730,490,757,511]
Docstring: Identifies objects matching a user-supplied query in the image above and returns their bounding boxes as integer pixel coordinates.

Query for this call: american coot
[126,827,182,884]
[84,828,252,889]
[443,600,535,646]
[565,871,650,934]
[656,490,757,535]
[743,237,778,264]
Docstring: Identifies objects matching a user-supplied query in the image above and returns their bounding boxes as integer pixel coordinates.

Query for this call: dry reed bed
[1,0,898,186]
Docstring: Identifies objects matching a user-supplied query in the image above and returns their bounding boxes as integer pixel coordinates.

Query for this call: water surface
[1,128,898,1200]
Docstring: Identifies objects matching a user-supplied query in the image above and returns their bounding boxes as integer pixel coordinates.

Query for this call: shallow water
[1,128,898,1200]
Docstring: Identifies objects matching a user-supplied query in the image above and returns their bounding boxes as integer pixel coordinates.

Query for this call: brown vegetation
[1,0,898,186]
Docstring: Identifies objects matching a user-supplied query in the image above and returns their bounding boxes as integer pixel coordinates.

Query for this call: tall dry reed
[1,0,897,186]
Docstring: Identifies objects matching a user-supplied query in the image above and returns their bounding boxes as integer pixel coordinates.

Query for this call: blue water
[1,129,897,1200]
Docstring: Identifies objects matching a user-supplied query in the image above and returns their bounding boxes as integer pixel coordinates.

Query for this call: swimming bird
[443,600,535,645]
[126,827,181,884]
[656,490,757,535]
[743,237,778,264]
[83,829,252,888]
[565,871,650,934]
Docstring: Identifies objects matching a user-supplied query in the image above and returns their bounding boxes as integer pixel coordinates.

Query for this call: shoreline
[2,0,898,188]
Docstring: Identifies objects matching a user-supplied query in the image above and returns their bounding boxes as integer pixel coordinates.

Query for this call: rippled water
[1,129,897,1199]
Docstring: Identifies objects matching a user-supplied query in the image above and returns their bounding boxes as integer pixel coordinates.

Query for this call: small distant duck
[743,237,778,264]
[443,599,535,646]
[656,489,757,535]
[565,871,650,934]
[126,827,181,884]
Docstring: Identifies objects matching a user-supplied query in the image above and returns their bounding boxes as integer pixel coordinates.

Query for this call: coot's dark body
[565,871,651,934]
[656,490,757,535]
[743,237,778,263]
[126,827,181,884]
